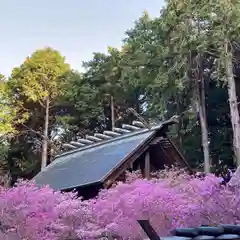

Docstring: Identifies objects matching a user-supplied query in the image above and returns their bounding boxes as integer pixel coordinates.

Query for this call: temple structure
[34,118,190,199]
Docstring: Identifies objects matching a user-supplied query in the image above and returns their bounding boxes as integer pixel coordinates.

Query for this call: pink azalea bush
[0,168,240,239]
[0,181,104,239]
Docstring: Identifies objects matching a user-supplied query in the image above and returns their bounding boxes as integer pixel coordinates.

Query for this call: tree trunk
[110,95,115,130]
[41,97,49,171]
[197,92,210,173]
[224,40,240,166]
[176,98,183,149]
[194,53,211,173]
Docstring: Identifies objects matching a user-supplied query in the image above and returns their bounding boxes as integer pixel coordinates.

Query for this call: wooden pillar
[129,162,133,169]
[144,151,150,179]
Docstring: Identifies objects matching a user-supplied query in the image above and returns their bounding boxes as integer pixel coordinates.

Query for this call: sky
[0,0,165,76]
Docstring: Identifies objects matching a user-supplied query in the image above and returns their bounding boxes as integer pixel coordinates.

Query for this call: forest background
[1,0,240,183]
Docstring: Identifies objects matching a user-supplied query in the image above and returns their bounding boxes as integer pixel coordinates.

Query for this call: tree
[161,0,212,172]
[190,0,240,166]
[213,0,240,166]
[115,10,206,168]
[8,47,70,170]
[122,3,237,171]
[59,70,106,138]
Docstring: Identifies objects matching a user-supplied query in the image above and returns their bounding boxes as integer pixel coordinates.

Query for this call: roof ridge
[58,120,148,159]
[56,118,178,159]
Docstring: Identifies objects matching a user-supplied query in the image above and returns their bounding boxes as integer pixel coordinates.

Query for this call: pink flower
[0,169,239,239]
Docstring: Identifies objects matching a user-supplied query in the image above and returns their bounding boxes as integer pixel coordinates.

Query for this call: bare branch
[39,100,45,108]
[21,124,52,145]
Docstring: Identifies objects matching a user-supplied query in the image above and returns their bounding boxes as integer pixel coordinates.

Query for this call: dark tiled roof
[138,220,240,240]
[169,225,240,240]
[34,120,176,191]
[144,225,240,240]
[35,130,154,190]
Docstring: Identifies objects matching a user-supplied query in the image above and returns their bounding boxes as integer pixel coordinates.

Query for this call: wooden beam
[144,152,150,179]
[149,136,163,145]
[137,220,160,240]
[167,138,191,170]
[103,144,150,188]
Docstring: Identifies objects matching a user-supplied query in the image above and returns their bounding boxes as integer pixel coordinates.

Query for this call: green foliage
[0,80,15,134]
[0,75,27,134]
[9,47,70,104]
[59,70,106,136]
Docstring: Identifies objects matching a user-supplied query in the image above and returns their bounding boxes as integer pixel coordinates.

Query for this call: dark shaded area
[63,183,103,200]
[206,81,233,169]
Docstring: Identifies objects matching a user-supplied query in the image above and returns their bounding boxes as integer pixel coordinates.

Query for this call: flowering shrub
[0,181,104,239]
[0,168,240,239]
